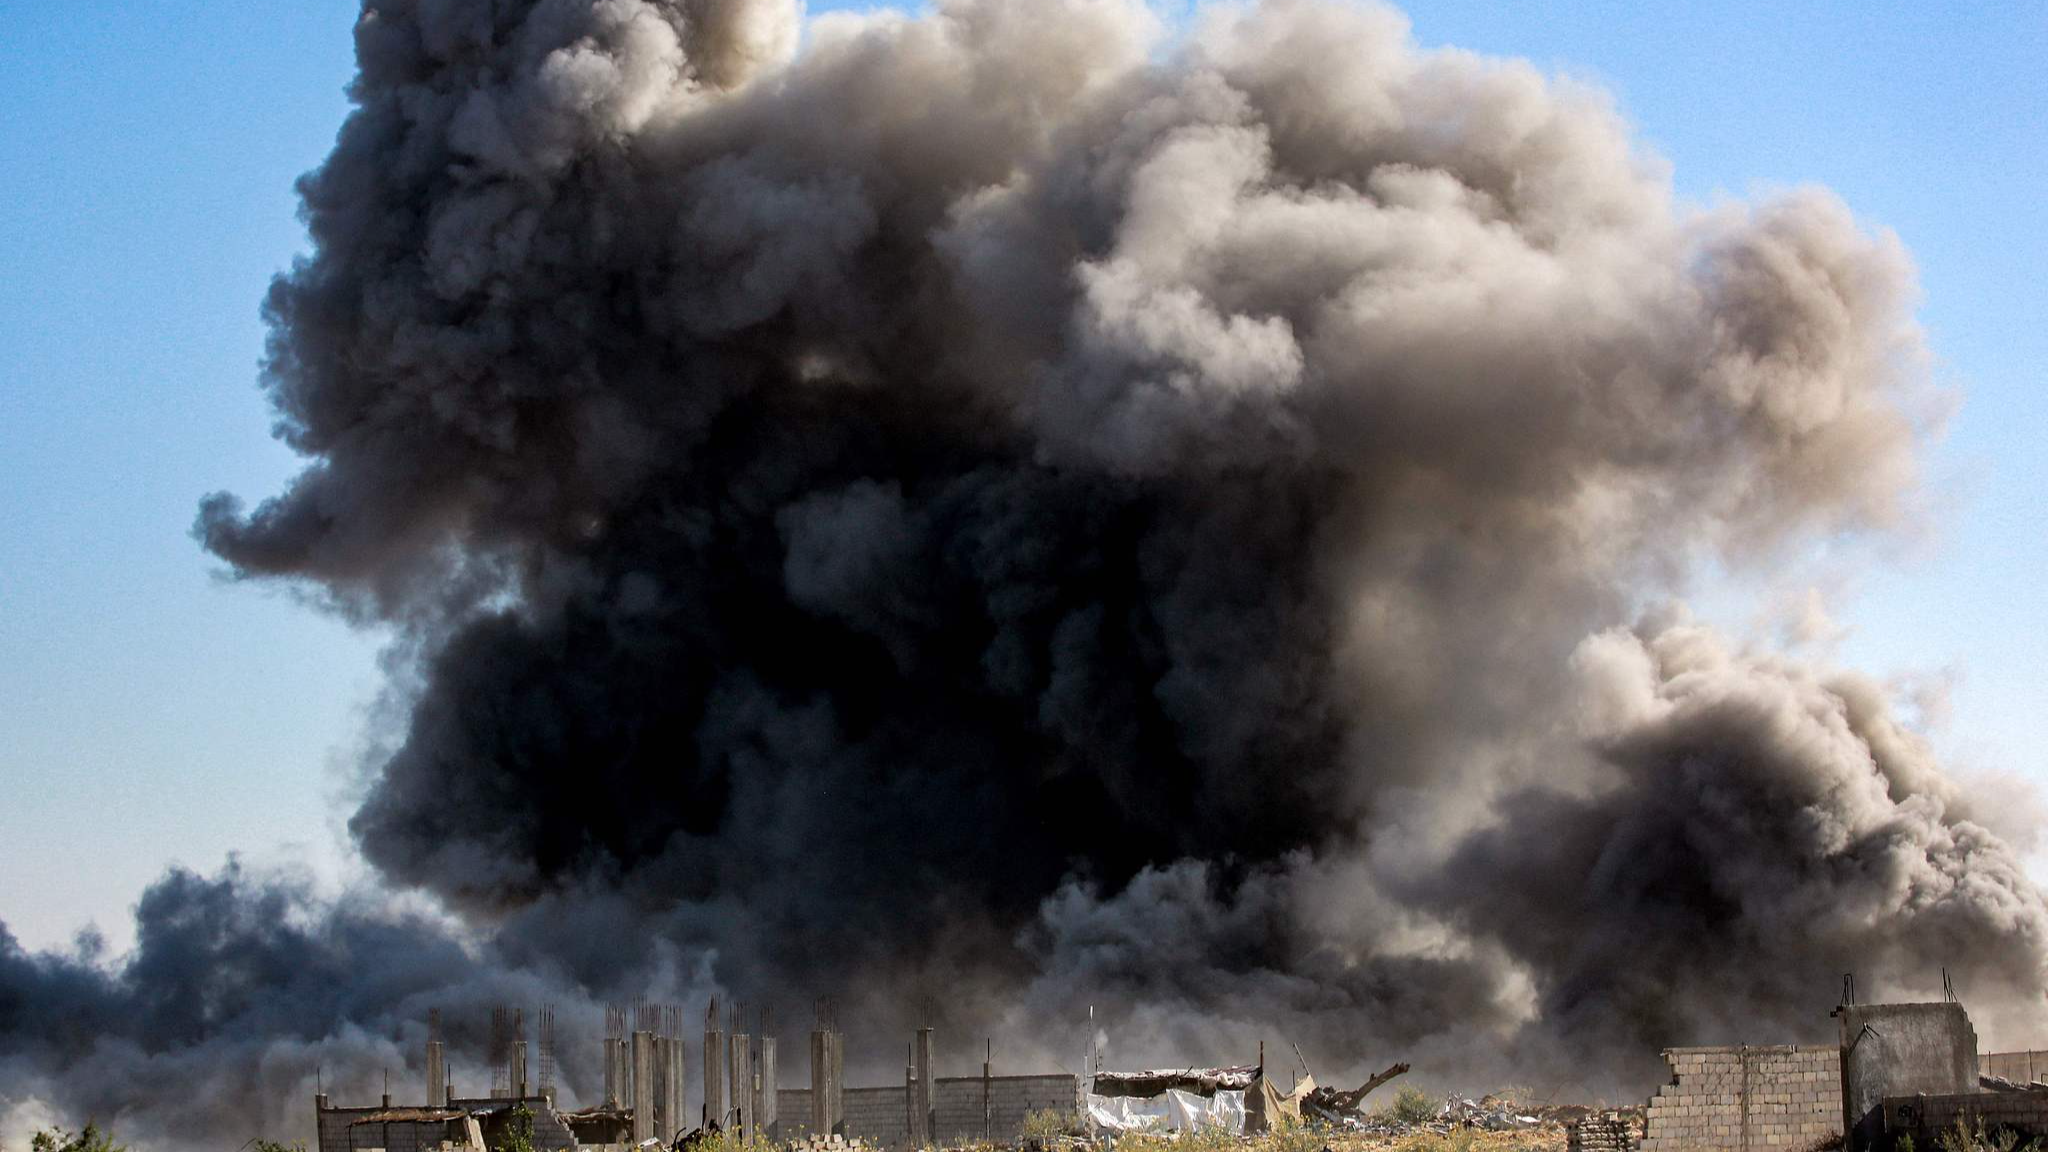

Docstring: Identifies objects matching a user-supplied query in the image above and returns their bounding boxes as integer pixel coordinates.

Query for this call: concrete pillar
[621,1037,636,1114]
[427,1041,446,1108]
[914,1027,934,1148]
[603,1038,620,1108]
[906,1045,924,1149]
[705,1010,726,1129]
[731,1032,754,1139]
[655,1030,672,1137]
[757,1038,778,1138]
[811,1029,844,1137]
[633,1031,657,1143]
[666,1035,685,1140]
[510,1040,529,1099]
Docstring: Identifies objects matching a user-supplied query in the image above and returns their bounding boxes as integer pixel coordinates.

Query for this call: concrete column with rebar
[427,1041,446,1108]
[632,1031,656,1143]
[757,1038,778,1137]
[667,1034,686,1140]
[704,1007,726,1129]
[731,1031,754,1138]
[914,1027,934,1148]
[811,1029,844,1137]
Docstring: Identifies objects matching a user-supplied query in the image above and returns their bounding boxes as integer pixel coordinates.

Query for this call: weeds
[680,1131,783,1152]
[1023,1109,1083,1141]
[1934,1117,2040,1152]
[1391,1129,1481,1152]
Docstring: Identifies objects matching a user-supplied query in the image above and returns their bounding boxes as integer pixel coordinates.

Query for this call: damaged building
[1577,988,2048,1152]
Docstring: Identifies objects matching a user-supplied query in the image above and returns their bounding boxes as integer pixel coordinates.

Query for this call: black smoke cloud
[6,0,2045,1145]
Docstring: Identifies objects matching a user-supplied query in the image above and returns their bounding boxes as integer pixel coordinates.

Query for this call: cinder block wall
[1640,1045,1841,1152]
[774,1075,1077,1148]
[317,1106,383,1152]
[933,1075,1077,1145]
[1983,1051,2048,1084]
[845,1085,912,1147]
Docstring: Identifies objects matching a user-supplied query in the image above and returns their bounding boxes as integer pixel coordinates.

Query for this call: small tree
[30,1125,125,1152]
[491,1104,537,1152]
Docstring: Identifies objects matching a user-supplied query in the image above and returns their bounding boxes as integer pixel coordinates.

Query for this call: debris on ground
[1980,1074,2048,1093]
[1303,1064,1412,1124]
[1435,1096,1544,1131]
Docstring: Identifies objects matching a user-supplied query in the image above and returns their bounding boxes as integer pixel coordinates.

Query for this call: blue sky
[1,0,2042,954]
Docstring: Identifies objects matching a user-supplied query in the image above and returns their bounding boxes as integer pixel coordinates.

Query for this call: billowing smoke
[6,0,2045,1145]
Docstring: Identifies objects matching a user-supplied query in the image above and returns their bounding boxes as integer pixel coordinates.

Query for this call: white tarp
[1169,1088,1246,1133]
[1087,1090,1246,1135]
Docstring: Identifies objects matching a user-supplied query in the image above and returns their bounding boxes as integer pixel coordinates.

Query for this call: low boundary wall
[1640,1046,1841,1152]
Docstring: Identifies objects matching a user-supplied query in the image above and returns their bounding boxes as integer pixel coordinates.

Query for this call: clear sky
[1,0,2042,955]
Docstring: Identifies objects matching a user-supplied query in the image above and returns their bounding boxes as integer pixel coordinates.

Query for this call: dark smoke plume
[6,0,2044,1145]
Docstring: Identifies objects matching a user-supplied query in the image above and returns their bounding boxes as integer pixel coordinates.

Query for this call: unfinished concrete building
[314,1002,1077,1152]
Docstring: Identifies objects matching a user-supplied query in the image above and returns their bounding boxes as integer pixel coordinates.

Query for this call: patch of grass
[1392,1129,1479,1152]
[1023,1108,1083,1142]
[1266,1121,1325,1152]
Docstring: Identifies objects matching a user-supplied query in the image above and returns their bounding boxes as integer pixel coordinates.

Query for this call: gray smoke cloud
[6,0,2044,1145]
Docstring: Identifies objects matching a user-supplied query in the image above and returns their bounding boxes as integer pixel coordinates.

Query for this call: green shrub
[1383,1086,1438,1126]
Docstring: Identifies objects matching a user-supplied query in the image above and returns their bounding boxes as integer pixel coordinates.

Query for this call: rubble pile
[1435,1097,1544,1132]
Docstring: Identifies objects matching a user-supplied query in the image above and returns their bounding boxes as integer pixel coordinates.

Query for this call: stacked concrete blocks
[1568,1112,1642,1152]
[790,1135,868,1152]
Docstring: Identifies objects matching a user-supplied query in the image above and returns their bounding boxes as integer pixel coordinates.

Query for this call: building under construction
[313,1001,1077,1152]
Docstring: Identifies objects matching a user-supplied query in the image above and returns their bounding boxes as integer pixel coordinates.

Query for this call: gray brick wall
[777,1087,815,1137]
[844,1085,911,1147]
[1640,1045,1841,1152]
[1984,1051,2048,1084]
[772,1076,1077,1148]
[317,1106,385,1152]
[934,1075,1076,1146]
